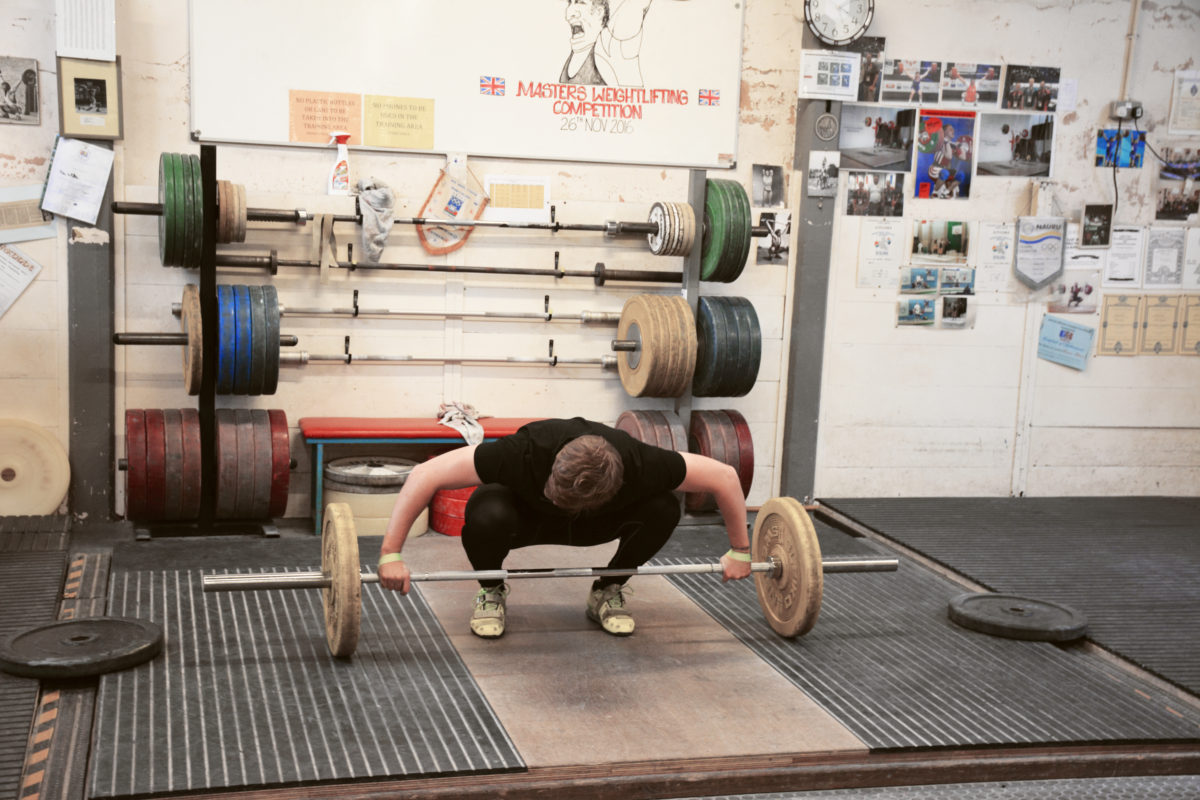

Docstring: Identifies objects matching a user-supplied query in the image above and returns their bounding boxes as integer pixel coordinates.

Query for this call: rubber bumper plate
[948,592,1089,642]
[0,617,164,679]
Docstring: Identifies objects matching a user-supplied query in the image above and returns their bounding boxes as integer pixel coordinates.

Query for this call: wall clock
[804,0,874,48]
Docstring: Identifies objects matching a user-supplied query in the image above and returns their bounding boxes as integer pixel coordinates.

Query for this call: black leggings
[461,484,681,590]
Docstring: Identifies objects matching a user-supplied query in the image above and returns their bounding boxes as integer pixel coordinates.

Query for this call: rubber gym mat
[688,774,1200,799]
[654,520,1200,751]
[89,565,523,797]
[819,497,1200,695]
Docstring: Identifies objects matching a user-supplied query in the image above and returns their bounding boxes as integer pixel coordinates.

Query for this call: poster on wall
[845,170,905,217]
[0,56,39,126]
[752,164,785,207]
[1181,295,1200,354]
[897,297,935,325]
[880,59,940,104]
[1014,216,1066,289]
[900,266,938,293]
[913,109,976,199]
[1081,203,1113,247]
[1062,222,1108,275]
[975,113,1054,177]
[1185,228,1200,290]
[940,62,1001,109]
[941,296,974,328]
[755,211,790,265]
[838,104,916,172]
[1095,129,1147,168]
[1000,64,1061,111]
[1155,148,1199,221]
[798,50,860,101]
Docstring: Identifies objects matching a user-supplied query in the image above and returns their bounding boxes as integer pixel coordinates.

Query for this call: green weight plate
[162,153,180,267]
[700,180,731,281]
[0,617,163,679]
[179,153,196,269]
[262,285,280,395]
[247,285,267,396]
[171,154,189,269]
[728,180,752,282]
[157,154,168,265]
[188,154,204,268]
[712,179,751,283]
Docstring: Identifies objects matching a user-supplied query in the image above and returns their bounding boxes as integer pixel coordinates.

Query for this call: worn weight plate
[725,180,752,283]
[178,153,194,268]
[726,297,762,397]
[215,285,236,394]
[188,154,204,266]
[232,408,256,518]
[647,202,669,255]
[752,496,822,638]
[322,502,361,657]
[664,295,697,397]
[641,296,671,397]
[180,284,203,395]
[693,296,729,396]
[180,408,202,519]
[0,419,69,516]
[664,410,688,453]
[715,296,744,397]
[216,179,230,244]
[214,409,238,518]
[232,285,254,395]
[700,180,730,280]
[124,410,147,520]
[267,409,290,518]
[615,409,655,445]
[646,410,676,451]
[0,617,164,679]
[723,408,754,498]
[679,201,696,256]
[326,456,419,487]
[247,285,267,396]
[948,593,1088,642]
[617,295,659,397]
[685,410,729,512]
[235,183,247,242]
[250,410,273,519]
[142,409,167,522]
[262,285,281,395]
[161,409,184,521]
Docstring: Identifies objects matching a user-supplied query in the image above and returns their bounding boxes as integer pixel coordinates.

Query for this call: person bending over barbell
[377,417,751,638]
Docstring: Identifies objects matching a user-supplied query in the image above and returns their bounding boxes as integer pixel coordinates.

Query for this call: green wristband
[378,553,405,566]
[725,548,752,563]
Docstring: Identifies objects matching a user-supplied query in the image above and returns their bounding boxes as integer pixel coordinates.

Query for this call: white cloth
[437,402,486,445]
[356,177,395,263]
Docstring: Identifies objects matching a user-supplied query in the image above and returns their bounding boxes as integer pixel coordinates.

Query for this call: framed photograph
[976,113,1055,178]
[913,109,976,199]
[1080,204,1113,248]
[57,56,122,140]
[839,104,916,173]
[0,56,39,125]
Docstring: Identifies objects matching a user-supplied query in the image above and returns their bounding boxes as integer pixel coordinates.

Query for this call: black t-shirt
[473,418,687,517]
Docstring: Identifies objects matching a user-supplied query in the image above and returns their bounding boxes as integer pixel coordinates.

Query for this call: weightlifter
[377,417,752,638]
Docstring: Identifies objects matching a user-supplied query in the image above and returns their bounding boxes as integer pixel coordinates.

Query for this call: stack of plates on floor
[323,456,427,537]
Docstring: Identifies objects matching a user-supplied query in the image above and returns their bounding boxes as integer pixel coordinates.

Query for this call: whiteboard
[189,1,745,168]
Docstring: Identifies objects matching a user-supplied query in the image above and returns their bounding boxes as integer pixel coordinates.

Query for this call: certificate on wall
[1138,295,1181,355]
[1168,70,1200,135]
[1180,295,1200,355]
[857,217,906,287]
[1185,228,1200,290]
[1143,227,1186,288]
[1097,294,1143,356]
[973,220,1015,291]
[1103,226,1145,288]
[1014,216,1066,289]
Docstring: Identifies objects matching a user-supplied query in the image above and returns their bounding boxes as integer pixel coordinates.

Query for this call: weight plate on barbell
[232,285,254,395]
[235,183,247,243]
[161,153,182,267]
[685,410,731,513]
[180,284,203,395]
[728,180,752,282]
[216,285,236,394]
[162,408,184,521]
[617,295,659,397]
[668,295,698,397]
[323,502,361,657]
[216,179,230,245]
[124,410,147,520]
[267,409,290,518]
[170,153,189,269]
[647,202,668,255]
[700,180,731,281]
[247,285,267,396]
[723,408,755,498]
[693,295,731,397]
[752,496,822,638]
[722,296,761,397]
[326,456,419,487]
[180,408,202,520]
[948,593,1088,642]
[179,153,196,269]
[188,154,204,266]
[143,409,167,522]
[214,408,238,518]
[233,408,257,518]
[250,409,274,519]
[0,617,163,679]
[262,285,281,395]
[156,155,168,265]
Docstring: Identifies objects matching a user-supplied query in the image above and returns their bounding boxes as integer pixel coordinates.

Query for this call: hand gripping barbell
[202,497,899,658]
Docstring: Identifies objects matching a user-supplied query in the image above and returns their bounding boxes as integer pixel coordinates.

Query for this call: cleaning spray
[327,131,351,195]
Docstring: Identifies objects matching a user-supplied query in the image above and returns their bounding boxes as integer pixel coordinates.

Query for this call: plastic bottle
[327,131,351,195]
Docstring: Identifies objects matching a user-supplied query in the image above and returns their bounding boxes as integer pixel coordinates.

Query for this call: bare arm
[378,445,482,593]
[676,452,752,581]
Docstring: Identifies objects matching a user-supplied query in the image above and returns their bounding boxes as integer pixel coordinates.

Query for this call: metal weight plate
[722,408,755,498]
[216,285,236,394]
[180,408,202,520]
[124,410,147,520]
[752,496,823,638]
[250,410,273,519]
[214,409,238,518]
[322,502,361,658]
[142,409,167,521]
[647,202,668,255]
[617,295,658,397]
[161,409,184,520]
[247,285,267,396]
[325,456,419,488]
[262,285,281,395]
[267,409,290,518]
[948,593,1088,642]
[232,285,254,395]
[664,201,681,256]
[180,284,203,395]
[677,201,696,256]
[179,152,196,269]
[0,419,70,516]
[188,154,204,265]
[700,180,731,280]
[0,618,164,679]
[685,410,730,512]
[693,296,730,396]
[233,408,257,518]
[726,297,762,397]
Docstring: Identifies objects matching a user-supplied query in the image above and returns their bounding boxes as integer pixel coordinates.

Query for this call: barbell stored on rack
[202,498,900,657]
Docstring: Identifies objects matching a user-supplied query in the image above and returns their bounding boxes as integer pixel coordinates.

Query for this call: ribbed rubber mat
[689,774,1200,799]
[0,551,66,798]
[89,568,523,797]
[659,532,1200,750]
[820,497,1200,695]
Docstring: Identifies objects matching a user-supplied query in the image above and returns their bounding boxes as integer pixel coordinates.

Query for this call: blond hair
[543,435,623,513]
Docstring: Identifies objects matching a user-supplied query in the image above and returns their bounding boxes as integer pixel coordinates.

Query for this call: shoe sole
[586,607,634,636]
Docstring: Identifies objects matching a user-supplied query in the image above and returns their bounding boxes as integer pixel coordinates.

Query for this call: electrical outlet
[1110,100,1143,121]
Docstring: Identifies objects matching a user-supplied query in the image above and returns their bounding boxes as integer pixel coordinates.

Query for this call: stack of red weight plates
[430,486,477,536]
[685,409,754,512]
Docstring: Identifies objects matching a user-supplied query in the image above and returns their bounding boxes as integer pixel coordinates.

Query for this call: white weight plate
[0,420,70,515]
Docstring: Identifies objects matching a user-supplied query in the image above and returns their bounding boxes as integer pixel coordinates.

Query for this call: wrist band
[378,553,405,566]
[725,548,752,563]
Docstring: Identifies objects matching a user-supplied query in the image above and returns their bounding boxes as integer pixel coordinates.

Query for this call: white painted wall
[814,0,1200,499]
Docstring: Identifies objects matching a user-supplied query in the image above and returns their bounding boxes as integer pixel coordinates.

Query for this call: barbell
[202,497,899,658]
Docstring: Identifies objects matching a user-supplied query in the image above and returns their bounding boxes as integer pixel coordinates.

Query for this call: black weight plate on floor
[247,285,267,396]
[216,285,236,394]
[725,296,761,397]
[0,617,163,679]
[949,592,1089,642]
[262,285,281,394]
[693,296,730,396]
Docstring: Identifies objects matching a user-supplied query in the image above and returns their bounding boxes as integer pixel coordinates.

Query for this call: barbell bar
[201,497,899,658]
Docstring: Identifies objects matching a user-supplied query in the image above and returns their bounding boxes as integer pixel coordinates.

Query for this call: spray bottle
[327,131,351,195]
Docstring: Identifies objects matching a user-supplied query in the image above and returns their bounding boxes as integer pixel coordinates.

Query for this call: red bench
[299,417,542,534]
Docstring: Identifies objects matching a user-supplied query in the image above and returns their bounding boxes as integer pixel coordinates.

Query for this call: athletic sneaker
[586,584,635,636]
[470,584,509,638]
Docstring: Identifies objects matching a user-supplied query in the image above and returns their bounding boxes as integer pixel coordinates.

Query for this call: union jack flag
[699,89,720,106]
[480,76,505,96]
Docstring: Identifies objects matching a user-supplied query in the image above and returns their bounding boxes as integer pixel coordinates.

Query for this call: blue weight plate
[232,285,254,394]
[246,285,267,396]
[216,285,236,394]
[262,285,280,394]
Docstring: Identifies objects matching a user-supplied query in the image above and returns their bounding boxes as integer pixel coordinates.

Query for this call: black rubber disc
[948,593,1088,642]
[0,617,164,679]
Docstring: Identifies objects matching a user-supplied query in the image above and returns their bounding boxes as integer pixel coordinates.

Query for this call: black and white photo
[0,56,39,125]
[807,151,840,198]
[752,163,785,207]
